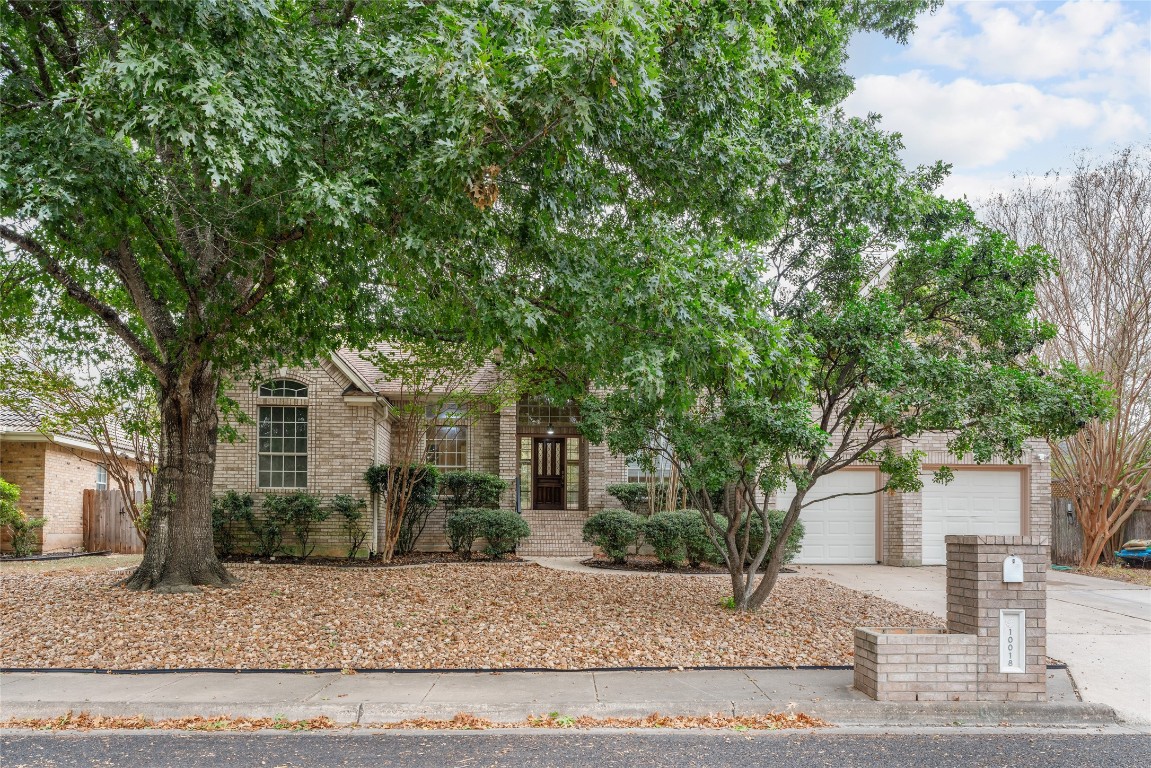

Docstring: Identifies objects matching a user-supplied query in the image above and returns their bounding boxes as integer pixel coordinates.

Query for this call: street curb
[0,700,1118,728]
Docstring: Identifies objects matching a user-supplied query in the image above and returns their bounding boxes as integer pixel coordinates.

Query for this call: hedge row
[581,508,804,568]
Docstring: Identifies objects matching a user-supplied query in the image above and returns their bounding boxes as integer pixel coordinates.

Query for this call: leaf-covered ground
[0,563,942,670]
[1073,564,1151,587]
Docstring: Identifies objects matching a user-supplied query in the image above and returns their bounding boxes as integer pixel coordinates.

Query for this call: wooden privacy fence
[83,489,145,554]
[1050,497,1151,566]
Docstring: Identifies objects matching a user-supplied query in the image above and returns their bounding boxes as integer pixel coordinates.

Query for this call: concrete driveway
[802,565,1151,728]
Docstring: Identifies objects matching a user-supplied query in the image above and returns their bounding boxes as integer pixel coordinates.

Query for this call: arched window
[259,379,308,398]
[257,380,308,488]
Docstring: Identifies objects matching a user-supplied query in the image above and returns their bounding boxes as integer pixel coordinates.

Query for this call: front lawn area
[0,563,941,670]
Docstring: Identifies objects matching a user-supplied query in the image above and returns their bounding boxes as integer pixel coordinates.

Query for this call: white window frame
[95,464,108,491]
[426,403,467,471]
[257,379,310,489]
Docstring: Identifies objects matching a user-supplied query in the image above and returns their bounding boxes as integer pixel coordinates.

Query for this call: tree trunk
[125,364,234,592]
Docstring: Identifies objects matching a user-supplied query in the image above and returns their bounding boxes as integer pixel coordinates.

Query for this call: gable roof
[334,344,501,399]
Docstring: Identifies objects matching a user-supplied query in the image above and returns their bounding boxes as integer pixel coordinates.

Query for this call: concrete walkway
[803,565,1151,728]
[0,667,1111,728]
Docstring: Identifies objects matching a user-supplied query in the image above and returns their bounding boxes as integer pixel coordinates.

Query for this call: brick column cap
[944,535,1049,547]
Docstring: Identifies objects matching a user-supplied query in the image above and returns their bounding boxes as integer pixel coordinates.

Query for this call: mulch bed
[0,563,942,670]
[220,552,525,568]
[581,556,797,575]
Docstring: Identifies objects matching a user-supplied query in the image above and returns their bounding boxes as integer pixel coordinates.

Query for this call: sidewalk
[0,667,1116,728]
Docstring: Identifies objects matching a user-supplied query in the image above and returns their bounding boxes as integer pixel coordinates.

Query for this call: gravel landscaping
[0,563,942,670]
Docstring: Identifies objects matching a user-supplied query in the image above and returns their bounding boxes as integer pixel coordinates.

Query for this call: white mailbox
[1003,555,1024,583]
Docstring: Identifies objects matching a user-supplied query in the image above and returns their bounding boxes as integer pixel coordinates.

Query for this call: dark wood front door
[533,437,565,510]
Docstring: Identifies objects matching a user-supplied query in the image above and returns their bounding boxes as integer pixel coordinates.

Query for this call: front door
[533,437,565,510]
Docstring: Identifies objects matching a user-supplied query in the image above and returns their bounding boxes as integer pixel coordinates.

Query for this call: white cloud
[845,72,1101,168]
[907,0,1149,97]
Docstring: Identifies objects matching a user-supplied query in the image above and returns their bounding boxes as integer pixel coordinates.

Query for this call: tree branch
[0,224,167,379]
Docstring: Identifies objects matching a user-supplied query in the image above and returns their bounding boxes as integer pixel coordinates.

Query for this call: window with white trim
[259,379,308,398]
[426,403,467,470]
[96,464,108,490]
[257,380,309,488]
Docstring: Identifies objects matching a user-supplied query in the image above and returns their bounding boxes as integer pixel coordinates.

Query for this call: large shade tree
[983,147,1151,566]
[1,0,940,590]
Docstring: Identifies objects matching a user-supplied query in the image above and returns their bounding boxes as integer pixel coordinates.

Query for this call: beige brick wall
[945,535,1048,702]
[0,440,112,553]
[855,535,1048,702]
[854,628,979,702]
[214,361,382,558]
[0,440,46,552]
[42,444,102,552]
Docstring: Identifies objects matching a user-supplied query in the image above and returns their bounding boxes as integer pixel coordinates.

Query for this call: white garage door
[921,470,1022,565]
[775,471,878,564]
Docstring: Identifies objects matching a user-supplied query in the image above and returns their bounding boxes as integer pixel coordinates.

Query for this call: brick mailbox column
[945,535,1048,702]
[855,534,1048,702]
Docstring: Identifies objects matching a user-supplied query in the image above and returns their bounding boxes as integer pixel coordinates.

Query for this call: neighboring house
[0,408,135,553]
[214,349,1052,564]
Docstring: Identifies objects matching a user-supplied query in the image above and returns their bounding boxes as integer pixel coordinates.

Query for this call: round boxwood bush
[678,509,805,568]
[476,509,530,560]
[582,509,643,564]
[642,511,691,566]
[446,507,489,560]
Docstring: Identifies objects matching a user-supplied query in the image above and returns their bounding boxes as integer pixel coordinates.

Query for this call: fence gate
[83,489,145,554]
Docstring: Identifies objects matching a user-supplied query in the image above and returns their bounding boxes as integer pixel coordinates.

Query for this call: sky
[842,0,1151,202]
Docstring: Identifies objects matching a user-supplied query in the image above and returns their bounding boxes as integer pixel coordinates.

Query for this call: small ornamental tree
[581,136,1111,610]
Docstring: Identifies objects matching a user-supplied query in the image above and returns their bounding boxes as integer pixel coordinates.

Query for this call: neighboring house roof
[334,344,502,399]
[0,404,137,455]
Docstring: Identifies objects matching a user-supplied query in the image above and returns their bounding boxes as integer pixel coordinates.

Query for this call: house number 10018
[999,609,1026,673]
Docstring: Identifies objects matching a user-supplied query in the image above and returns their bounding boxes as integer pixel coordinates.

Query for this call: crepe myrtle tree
[0,0,941,591]
[582,192,1110,612]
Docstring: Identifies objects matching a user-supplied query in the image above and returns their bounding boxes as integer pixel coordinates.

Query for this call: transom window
[426,403,467,470]
[258,406,308,488]
[258,379,308,398]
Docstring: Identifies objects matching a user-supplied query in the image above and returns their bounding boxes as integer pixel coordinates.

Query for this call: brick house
[214,349,1051,563]
[0,408,133,553]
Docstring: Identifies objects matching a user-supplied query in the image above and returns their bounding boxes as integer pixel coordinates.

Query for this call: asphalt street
[2,731,1149,768]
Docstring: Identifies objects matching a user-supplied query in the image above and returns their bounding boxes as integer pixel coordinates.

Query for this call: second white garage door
[775,471,878,564]
[921,470,1023,565]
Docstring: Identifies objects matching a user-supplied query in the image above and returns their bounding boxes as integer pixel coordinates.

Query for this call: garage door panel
[921,470,1021,565]
[776,471,877,564]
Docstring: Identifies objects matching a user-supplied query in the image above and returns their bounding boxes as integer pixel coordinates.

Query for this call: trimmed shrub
[446,507,489,560]
[676,510,805,568]
[259,491,328,558]
[211,491,254,558]
[681,510,724,566]
[741,510,806,568]
[475,509,530,559]
[249,495,293,557]
[642,511,690,566]
[605,483,649,514]
[0,479,45,557]
[440,472,509,511]
[332,495,369,559]
[582,509,643,564]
